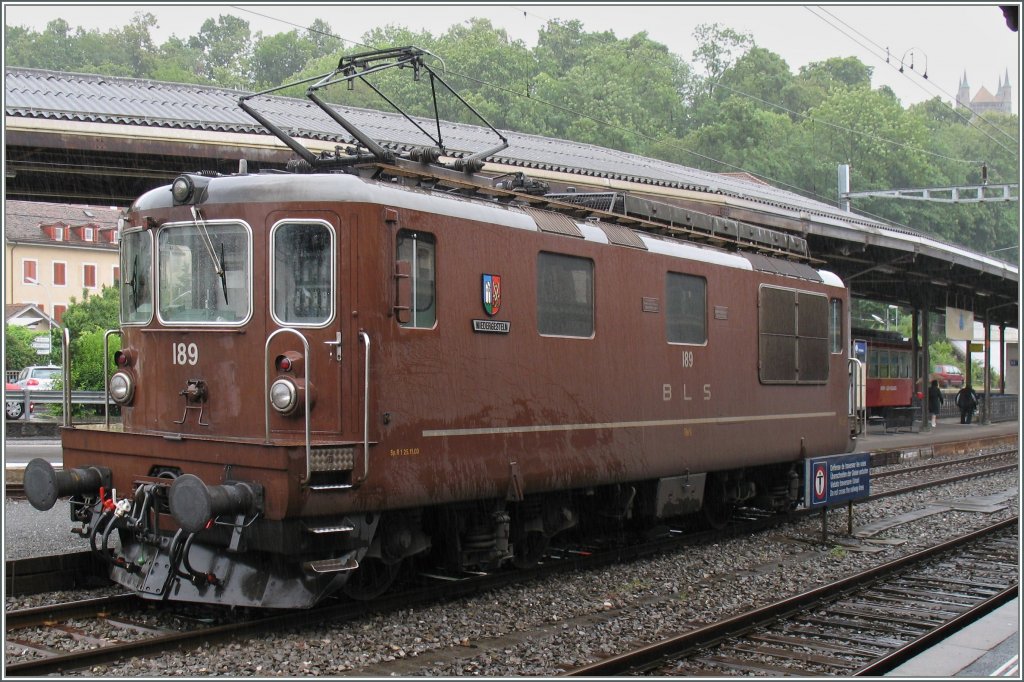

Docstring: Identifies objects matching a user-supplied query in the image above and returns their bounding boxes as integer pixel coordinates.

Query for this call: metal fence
[4,389,109,419]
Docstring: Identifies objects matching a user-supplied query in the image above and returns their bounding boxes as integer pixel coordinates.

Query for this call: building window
[112,265,120,285]
[53,262,67,286]
[83,264,97,289]
[537,252,594,338]
[22,259,38,284]
[666,272,707,345]
[396,230,437,329]
[84,227,94,242]
[54,227,64,241]
[54,305,67,323]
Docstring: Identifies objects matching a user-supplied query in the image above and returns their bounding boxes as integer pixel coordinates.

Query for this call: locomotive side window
[537,252,594,338]
[758,286,829,384]
[157,221,251,325]
[271,221,334,326]
[120,228,153,324]
[665,272,706,345]
[396,230,436,329]
[829,298,843,353]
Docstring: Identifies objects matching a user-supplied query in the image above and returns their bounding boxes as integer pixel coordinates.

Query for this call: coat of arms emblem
[482,274,501,316]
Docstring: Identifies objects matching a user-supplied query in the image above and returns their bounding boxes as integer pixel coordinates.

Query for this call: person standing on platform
[927,379,943,428]
[955,383,979,424]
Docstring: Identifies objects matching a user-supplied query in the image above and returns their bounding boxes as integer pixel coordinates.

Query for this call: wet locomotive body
[30,169,855,608]
[22,46,856,608]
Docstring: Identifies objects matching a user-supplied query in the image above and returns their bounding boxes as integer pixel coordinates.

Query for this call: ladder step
[303,557,359,574]
[309,483,354,491]
[304,523,355,535]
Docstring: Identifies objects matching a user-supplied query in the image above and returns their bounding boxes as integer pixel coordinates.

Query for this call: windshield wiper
[190,205,229,305]
[125,252,140,308]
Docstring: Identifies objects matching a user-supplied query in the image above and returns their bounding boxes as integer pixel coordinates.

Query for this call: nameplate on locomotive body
[472,319,511,334]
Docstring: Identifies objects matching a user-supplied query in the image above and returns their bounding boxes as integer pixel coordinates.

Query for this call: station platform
[854,416,1018,465]
[887,598,1020,677]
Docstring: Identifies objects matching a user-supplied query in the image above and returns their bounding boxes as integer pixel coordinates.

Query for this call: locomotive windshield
[120,228,153,324]
[157,221,251,324]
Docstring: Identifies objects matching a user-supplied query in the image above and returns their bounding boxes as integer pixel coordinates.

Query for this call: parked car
[6,381,25,420]
[14,365,61,390]
[933,364,965,388]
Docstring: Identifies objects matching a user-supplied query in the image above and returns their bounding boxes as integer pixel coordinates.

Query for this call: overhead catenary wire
[84,6,1022,230]
[806,5,1020,155]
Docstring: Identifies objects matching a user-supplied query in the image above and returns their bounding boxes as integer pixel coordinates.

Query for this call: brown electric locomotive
[24,47,857,608]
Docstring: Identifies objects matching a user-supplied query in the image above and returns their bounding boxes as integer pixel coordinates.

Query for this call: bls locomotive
[25,48,857,608]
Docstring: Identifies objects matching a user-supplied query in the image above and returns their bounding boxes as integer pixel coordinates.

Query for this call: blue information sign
[804,452,871,508]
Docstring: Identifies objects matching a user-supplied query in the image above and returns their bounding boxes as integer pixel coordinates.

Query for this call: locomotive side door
[267,211,352,438]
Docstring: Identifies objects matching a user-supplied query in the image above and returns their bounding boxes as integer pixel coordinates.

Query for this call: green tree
[251,19,342,90]
[69,329,121,391]
[690,22,753,100]
[61,286,120,341]
[5,325,44,373]
[57,286,120,390]
[189,14,253,86]
[151,36,207,84]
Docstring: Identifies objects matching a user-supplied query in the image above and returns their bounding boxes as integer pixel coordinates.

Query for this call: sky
[2,2,1020,113]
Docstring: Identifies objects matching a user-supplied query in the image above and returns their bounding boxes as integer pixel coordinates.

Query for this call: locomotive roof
[134,172,842,286]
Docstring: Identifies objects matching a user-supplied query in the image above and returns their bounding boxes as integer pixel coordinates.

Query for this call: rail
[264,328,312,485]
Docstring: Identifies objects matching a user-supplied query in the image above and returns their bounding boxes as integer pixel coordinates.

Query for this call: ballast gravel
[4,466,1018,676]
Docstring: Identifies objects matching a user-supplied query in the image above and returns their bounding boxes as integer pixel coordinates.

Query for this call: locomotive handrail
[354,331,371,486]
[848,357,866,435]
[103,329,122,429]
[61,327,71,428]
[264,328,312,485]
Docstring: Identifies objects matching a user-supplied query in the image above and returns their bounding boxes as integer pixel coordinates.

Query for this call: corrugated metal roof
[5,67,888,230]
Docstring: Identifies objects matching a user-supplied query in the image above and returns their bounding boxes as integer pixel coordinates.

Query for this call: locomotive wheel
[342,557,401,601]
[512,530,550,569]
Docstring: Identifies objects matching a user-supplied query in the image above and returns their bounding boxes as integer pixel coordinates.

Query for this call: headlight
[269,378,299,415]
[170,175,194,203]
[109,371,135,404]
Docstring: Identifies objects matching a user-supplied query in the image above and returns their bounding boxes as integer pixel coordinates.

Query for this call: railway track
[5,447,1016,675]
[564,517,1018,676]
[9,446,1013,599]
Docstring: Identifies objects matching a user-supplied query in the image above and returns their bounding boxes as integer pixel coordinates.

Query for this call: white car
[6,381,25,419]
[14,365,62,391]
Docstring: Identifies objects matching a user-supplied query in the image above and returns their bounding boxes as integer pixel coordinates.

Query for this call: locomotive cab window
[396,230,436,329]
[537,252,594,338]
[758,286,829,384]
[666,272,706,344]
[157,220,251,325]
[271,220,335,326]
[120,228,153,324]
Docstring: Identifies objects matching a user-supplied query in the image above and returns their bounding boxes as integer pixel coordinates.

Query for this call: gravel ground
[4,465,1017,677]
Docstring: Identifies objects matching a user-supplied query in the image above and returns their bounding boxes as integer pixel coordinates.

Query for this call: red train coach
[851,328,916,415]
[24,48,857,608]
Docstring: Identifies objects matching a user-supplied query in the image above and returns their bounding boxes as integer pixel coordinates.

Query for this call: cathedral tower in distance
[956,70,1013,115]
